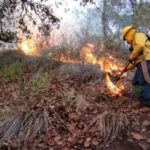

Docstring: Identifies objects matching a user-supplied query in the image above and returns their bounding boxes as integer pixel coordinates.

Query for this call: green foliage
[31,72,51,93]
[20,72,51,98]
[0,61,23,80]
[135,2,150,29]
[19,86,30,99]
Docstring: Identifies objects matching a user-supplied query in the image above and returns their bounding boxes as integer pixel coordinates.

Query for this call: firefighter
[122,25,150,106]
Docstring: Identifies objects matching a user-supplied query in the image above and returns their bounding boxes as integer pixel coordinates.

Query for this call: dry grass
[58,63,103,83]
[0,108,49,143]
[87,110,130,143]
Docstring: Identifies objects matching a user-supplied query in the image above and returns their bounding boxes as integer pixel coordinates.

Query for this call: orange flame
[18,39,37,55]
[98,57,123,74]
[56,44,125,96]
[18,39,125,96]
[80,45,125,96]
[55,54,80,64]
[98,57,124,96]
[105,74,124,96]
[80,44,97,64]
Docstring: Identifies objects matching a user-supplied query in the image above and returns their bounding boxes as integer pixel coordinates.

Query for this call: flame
[105,74,124,96]
[98,57,123,74]
[80,44,97,64]
[85,51,97,64]
[80,45,125,96]
[18,38,125,96]
[18,39,37,55]
[98,57,124,96]
[55,54,80,64]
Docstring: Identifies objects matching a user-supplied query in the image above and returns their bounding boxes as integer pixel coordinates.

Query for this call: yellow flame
[18,39,37,55]
[55,54,80,64]
[80,45,97,64]
[105,74,124,96]
[56,44,125,96]
[80,45,125,96]
[97,57,124,96]
[18,39,125,96]
[99,58,123,75]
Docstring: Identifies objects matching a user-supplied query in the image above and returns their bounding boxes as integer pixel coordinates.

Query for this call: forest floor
[0,51,150,150]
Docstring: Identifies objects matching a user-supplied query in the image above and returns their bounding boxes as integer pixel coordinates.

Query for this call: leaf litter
[0,57,149,150]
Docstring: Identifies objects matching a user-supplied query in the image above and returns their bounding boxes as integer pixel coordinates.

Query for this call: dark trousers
[132,61,150,106]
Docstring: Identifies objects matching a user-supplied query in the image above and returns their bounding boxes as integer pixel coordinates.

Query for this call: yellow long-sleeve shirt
[130,33,150,62]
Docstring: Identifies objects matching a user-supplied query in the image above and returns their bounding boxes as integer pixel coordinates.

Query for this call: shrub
[20,72,51,98]
[0,61,23,80]
[58,63,103,84]
[31,72,51,93]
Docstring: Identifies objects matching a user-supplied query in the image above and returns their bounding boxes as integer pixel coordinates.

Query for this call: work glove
[128,58,133,63]
[122,67,128,72]
[126,63,135,71]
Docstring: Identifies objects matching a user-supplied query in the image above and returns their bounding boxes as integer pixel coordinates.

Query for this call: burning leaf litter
[57,44,125,96]
[18,40,125,96]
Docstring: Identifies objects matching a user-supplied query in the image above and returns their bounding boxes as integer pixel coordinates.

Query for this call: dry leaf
[142,120,149,126]
[131,133,144,141]
[76,94,87,112]
[92,138,99,146]
[84,141,90,148]
[85,137,91,142]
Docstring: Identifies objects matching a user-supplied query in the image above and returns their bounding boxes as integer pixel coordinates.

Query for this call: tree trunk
[102,0,108,49]
[129,0,138,26]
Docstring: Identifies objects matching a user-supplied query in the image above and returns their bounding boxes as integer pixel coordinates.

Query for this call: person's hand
[123,67,128,72]
[128,58,133,63]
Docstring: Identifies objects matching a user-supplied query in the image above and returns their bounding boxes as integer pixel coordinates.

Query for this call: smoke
[0,0,97,51]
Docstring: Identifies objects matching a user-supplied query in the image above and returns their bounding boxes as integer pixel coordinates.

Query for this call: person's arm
[126,63,135,71]
[129,33,147,61]
[129,44,143,61]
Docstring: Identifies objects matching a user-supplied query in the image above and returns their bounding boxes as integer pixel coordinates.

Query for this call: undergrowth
[20,72,51,98]
[0,61,23,80]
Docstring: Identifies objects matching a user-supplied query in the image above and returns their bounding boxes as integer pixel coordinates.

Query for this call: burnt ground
[0,51,150,150]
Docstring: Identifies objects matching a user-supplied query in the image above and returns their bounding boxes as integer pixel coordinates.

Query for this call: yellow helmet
[122,25,136,40]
